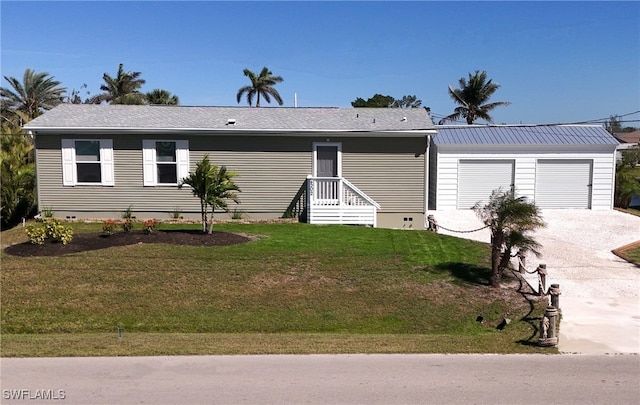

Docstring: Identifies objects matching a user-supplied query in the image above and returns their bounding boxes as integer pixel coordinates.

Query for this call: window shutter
[61,139,75,186]
[100,139,115,186]
[176,140,190,183]
[142,140,156,186]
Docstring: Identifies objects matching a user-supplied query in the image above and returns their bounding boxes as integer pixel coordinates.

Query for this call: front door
[316,145,338,178]
[313,143,341,203]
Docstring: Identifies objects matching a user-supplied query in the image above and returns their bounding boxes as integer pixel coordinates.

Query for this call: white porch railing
[306,176,380,227]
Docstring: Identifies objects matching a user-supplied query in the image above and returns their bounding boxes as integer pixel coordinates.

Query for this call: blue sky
[1,1,639,125]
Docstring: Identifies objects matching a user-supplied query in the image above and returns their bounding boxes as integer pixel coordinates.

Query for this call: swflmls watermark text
[3,389,66,401]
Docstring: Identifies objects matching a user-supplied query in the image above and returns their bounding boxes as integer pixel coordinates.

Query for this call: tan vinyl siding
[341,137,426,212]
[36,134,313,218]
[35,133,427,219]
[36,136,198,215]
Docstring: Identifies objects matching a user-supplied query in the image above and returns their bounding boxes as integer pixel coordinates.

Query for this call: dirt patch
[3,230,251,257]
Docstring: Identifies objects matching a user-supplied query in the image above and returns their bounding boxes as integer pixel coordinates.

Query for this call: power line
[430,110,640,127]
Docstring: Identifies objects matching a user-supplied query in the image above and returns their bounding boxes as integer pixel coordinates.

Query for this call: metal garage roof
[433,125,619,146]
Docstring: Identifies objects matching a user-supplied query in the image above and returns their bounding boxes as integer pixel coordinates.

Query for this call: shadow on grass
[432,262,491,286]
[509,269,544,346]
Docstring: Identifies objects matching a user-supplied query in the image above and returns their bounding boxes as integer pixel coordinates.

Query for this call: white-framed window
[61,139,114,186]
[142,140,189,186]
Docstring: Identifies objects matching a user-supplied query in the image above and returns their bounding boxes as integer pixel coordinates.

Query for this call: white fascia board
[27,127,436,137]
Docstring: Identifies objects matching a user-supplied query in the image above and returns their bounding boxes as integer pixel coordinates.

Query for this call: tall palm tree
[146,89,179,105]
[236,67,284,107]
[1,69,66,122]
[441,70,510,124]
[89,63,146,105]
[473,189,545,287]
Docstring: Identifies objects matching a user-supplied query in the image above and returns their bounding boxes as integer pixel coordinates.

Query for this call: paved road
[2,354,639,404]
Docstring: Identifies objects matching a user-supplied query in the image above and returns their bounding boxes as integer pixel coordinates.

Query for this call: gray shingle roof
[433,125,619,146]
[24,104,434,132]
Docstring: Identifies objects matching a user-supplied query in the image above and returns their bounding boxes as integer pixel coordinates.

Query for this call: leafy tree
[441,70,510,124]
[614,161,640,208]
[473,189,546,288]
[351,94,395,108]
[352,94,423,108]
[1,69,66,122]
[621,145,640,168]
[236,67,284,107]
[146,89,179,105]
[1,129,36,228]
[390,95,422,108]
[89,63,146,105]
[179,155,241,234]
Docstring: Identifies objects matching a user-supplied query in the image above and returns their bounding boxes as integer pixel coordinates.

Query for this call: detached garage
[428,125,618,211]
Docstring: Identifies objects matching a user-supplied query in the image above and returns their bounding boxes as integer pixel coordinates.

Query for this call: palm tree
[146,89,179,105]
[179,155,241,234]
[614,161,640,208]
[89,63,146,105]
[473,189,545,287]
[236,67,284,107]
[1,130,36,228]
[1,69,66,122]
[441,70,510,124]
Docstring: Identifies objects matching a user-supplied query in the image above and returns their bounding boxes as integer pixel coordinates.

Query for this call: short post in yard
[549,283,561,313]
[427,215,438,232]
[537,264,547,296]
[537,306,559,347]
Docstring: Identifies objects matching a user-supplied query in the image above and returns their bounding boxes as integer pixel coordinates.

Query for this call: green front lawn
[1,222,551,356]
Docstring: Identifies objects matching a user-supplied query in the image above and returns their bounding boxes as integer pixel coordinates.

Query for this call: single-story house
[429,125,619,210]
[614,130,640,145]
[24,104,436,229]
[24,105,620,229]
[614,130,640,162]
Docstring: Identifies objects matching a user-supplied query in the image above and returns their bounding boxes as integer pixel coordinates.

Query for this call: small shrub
[171,207,183,219]
[25,224,47,245]
[25,219,74,245]
[44,219,74,245]
[121,205,134,220]
[231,208,245,220]
[41,207,55,218]
[121,219,134,233]
[142,219,158,234]
[121,206,134,232]
[102,219,117,236]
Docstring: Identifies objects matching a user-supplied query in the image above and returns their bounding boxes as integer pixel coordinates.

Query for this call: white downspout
[424,134,431,229]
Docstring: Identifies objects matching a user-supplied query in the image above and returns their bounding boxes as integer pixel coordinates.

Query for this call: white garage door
[457,160,515,209]
[535,159,592,209]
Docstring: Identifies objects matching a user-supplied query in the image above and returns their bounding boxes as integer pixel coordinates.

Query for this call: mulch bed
[4,230,251,257]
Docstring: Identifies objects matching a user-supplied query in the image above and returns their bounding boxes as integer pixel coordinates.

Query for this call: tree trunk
[490,245,502,287]
[208,208,215,234]
[200,199,207,233]
[489,231,504,287]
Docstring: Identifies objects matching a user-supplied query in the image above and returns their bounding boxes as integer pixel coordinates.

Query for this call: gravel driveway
[430,209,640,354]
